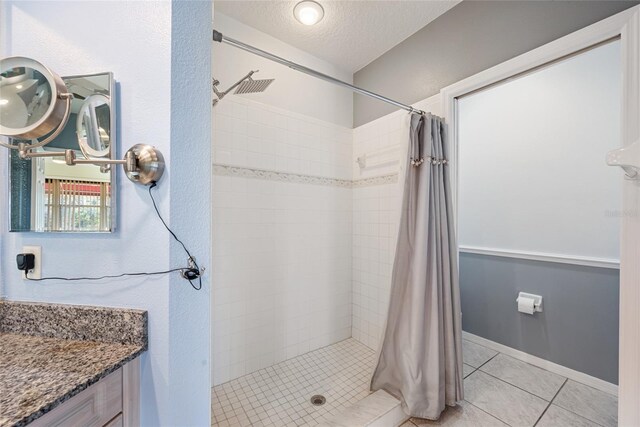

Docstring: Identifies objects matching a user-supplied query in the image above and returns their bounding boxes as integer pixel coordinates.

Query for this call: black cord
[148,182,203,290]
[26,268,186,282]
[25,182,203,291]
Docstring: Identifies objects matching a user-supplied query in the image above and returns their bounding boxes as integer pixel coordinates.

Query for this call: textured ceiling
[214,0,461,72]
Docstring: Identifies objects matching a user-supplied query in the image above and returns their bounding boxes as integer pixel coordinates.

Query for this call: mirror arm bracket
[2,57,165,186]
[16,145,164,186]
[70,158,127,165]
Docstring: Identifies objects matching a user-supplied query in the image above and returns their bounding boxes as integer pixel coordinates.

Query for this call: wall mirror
[5,71,116,232]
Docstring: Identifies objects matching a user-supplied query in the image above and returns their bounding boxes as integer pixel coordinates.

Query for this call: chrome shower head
[234,76,274,94]
[212,70,275,107]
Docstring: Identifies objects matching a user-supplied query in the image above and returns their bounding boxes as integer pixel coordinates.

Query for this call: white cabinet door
[30,369,122,427]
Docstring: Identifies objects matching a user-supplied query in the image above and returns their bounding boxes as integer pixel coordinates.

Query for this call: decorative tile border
[352,173,399,188]
[213,163,398,188]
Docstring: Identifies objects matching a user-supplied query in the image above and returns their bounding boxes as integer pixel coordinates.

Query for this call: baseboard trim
[462,331,618,396]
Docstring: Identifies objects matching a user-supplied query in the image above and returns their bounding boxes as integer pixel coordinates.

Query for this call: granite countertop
[0,301,148,427]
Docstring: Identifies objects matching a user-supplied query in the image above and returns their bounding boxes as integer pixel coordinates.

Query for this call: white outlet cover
[22,246,42,280]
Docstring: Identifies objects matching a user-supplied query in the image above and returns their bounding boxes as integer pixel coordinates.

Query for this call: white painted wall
[351,95,442,350]
[0,2,211,425]
[213,13,353,128]
[457,40,622,261]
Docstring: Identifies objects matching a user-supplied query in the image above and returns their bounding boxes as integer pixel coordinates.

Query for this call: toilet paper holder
[516,292,543,313]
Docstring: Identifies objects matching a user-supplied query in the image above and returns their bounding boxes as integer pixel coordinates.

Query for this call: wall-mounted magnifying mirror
[7,72,116,232]
[77,93,111,160]
[0,57,72,149]
[1,57,166,233]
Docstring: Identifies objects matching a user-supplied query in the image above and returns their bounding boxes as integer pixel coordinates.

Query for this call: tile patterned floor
[213,337,618,427]
[212,339,376,426]
[404,339,618,427]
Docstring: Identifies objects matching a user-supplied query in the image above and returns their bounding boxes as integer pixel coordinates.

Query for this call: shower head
[212,70,274,106]
[234,76,274,94]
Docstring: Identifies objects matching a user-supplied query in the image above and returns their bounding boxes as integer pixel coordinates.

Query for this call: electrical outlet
[22,246,41,280]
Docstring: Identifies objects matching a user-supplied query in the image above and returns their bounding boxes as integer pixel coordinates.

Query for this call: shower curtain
[370,113,463,420]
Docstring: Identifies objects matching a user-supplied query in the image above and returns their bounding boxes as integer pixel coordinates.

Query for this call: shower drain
[310,395,326,406]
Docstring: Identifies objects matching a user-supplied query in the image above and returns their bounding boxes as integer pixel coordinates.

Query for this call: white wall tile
[350,95,442,351]
[212,97,353,385]
[215,97,353,181]
[213,93,442,383]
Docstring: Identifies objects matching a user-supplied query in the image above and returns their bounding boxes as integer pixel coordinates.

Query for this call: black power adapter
[16,253,36,273]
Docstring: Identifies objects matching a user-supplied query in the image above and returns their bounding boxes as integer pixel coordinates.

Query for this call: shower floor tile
[213,337,617,427]
[212,338,377,426]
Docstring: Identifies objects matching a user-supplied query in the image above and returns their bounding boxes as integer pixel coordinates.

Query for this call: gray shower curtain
[370,113,464,420]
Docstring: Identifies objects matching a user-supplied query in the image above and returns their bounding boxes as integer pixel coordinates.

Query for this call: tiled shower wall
[212,95,442,385]
[351,95,442,351]
[351,113,405,351]
[212,97,353,385]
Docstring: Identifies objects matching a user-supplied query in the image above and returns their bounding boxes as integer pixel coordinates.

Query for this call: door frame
[441,6,640,425]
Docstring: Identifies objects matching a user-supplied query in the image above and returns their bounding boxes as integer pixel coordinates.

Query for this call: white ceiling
[214,0,461,73]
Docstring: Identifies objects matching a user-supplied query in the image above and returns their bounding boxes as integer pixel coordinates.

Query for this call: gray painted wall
[460,253,619,384]
[353,0,638,126]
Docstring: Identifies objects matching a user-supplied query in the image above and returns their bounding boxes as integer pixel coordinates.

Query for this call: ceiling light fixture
[294,0,324,26]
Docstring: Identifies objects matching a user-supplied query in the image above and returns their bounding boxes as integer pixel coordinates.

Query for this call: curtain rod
[212,30,426,116]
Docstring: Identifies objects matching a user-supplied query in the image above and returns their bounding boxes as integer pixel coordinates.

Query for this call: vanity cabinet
[29,358,140,427]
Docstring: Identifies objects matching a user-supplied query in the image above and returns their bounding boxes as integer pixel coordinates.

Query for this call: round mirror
[77,94,111,158]
[0,57,71,149]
